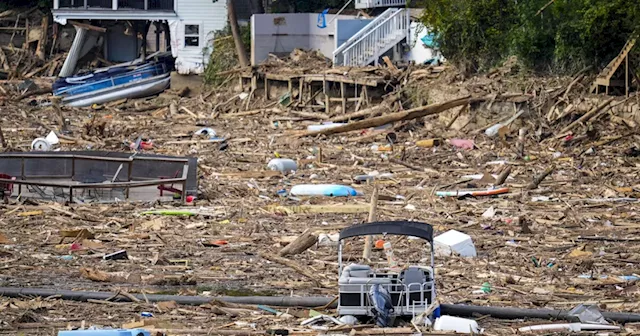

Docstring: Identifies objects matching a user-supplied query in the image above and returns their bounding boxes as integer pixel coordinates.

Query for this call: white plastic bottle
[267,158,297,174]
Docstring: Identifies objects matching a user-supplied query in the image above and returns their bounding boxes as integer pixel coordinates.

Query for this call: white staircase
[355,0,407,9]
[333,8,409,67]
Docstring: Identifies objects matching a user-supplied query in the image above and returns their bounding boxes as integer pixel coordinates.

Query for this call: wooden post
[626,54,629,97]
[126,161,133,199]
[298,79,304,104]
[24,18,29,50]
[264,77,269,100]
[36,16,48,60]
[71,157,75,179]
[181,181,187,203]
[0,124,6,149]
[340,81,346,114]
[362,185,379,260]
[323,78,330,114]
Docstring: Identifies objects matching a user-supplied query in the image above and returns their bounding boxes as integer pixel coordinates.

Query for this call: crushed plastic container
[434,230,477,257]
[290,184,358,197]
[267,158,297,173]
[58,329,150,336]
[434,315,481,333]
[307,122,346,132]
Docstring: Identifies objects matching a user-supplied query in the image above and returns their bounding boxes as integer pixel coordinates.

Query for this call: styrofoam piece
[45,131,60,145]
[267,158,297,173]
[434,230,477,257]
[434,315,481,333]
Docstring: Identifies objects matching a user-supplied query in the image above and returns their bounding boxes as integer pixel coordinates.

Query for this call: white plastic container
[267,158,297,173]
[383,242,399,270]
[434,230,477,257]
[290,184,358,197]
[434,315,481,333]
[307,122,346,132]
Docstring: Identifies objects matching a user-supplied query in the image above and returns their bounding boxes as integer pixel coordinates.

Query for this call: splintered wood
[1,49,640,335]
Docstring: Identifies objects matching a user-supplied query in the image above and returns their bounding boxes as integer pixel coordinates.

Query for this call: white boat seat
[339,277,393,284]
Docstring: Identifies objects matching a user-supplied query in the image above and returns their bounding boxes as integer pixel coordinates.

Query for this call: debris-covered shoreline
[1,50,640,334]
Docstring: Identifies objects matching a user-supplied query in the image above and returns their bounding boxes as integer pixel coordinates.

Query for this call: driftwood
[517,128,527,158]
[495,165,511,185]
[299,96,480,137]
[527,166,555,190]
[259,252,320,286]
[278,229,317,256]
[362,185,378,260]
[556,97,614,137]
[0,47,9,72]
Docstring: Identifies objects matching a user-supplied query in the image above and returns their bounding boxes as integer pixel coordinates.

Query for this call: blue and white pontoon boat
[53,52,174,107]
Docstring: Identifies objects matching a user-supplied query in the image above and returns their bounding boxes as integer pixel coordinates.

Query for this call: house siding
[172,0,228,74]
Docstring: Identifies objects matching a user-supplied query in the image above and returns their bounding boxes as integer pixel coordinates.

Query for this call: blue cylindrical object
[290,184,358,197]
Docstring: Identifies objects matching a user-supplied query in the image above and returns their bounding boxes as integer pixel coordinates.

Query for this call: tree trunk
[249,0,265,14]
[227,0,249,67]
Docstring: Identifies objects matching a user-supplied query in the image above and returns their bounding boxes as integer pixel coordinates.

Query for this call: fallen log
[527,165,555,190]
[299,96,479,137]
[278,229,317,256]
[556,97,614,137]
[259,252,321,287]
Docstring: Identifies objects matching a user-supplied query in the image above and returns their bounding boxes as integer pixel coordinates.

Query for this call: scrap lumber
[0,47,9,71]
[68,20,106,33]
[35,15,48,60]
[495,166,511,185]
[527,166,555,190]
[259,252,320,286]
[278,229,317,256]
[362,185,378,260]
[299,96,478,137]
[556,97,614,137]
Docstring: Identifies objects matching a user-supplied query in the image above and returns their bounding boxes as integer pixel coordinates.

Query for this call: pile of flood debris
[0,54,640,335]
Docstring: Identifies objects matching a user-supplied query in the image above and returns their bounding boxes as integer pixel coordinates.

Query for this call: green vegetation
[417,0,640,74]
[203,24,251,86]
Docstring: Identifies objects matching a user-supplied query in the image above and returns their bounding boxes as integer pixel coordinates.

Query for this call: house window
[184,24,200,47]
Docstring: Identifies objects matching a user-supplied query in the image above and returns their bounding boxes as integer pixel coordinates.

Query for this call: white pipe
[54,0,60,9]
[59,27,87,77]
[112,0,117,10]
[519,323,621,333]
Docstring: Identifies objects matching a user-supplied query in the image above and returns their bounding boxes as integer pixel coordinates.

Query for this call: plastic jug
[267,158,297,173]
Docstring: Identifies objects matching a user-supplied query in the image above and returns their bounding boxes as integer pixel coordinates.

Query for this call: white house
[51,0,251,75]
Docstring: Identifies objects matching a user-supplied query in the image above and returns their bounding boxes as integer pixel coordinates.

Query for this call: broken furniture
[0,173,15,200]
[158,170,183,197]
[337,221,436,320]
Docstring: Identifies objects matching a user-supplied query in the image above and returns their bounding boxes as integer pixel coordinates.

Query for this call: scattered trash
[267,158,297,174]
[307,122,346,132]
[518,323,620,333]
[567,304,609,325]
[140,312,153,317]
[435,187,509,197]
[58,329,151,336]
[338,315,358,326]
[318,233,339,246]
[194,128,216,138]
[481,206,496,218]
[103,250,129,261]
[449,138,475,149]
[434,315,482,333]
[416,138,441,148]
[434,230,477,257]
[383,241,400,270]
[485,110,524,137]
[31,131,59,151]
[290,184,359,197]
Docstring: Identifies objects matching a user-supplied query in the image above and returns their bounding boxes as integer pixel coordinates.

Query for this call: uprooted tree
[417,0,640,74]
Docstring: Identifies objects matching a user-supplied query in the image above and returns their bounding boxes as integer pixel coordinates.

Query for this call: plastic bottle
[307,122,346,132]
[267,158,297,173]
[383,241,400,270]
[290,184,358,197]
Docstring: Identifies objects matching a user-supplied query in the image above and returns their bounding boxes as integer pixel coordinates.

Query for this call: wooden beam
[68,20,107,33]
